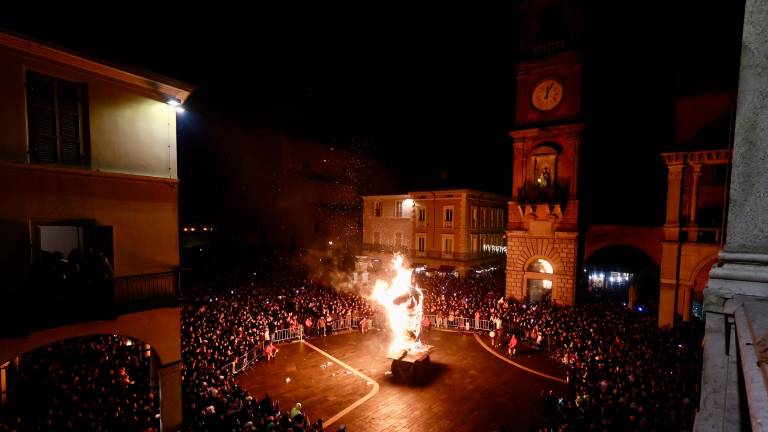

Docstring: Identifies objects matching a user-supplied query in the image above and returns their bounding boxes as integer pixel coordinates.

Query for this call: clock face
[531,79,564,112]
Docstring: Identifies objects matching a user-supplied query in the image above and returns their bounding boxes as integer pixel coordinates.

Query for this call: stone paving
[237,329,567,431]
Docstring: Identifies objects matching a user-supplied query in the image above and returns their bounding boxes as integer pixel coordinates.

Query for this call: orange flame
[371,254,424,355]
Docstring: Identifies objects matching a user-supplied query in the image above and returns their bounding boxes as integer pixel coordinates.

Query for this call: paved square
[238,330,566,431]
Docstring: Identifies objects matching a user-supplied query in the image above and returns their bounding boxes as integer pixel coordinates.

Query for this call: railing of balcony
[0,270,181,337]
[533,39,566,56]
[359,246,505,262]
[680,227,722,244]
[423,251,504,261]
[361,244,410,254]
[113,271,180,306]
[517,181,570,205]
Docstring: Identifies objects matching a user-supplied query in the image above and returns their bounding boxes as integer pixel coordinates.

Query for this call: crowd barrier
[421,314,551,351]
[221,313,549,377]
[221,316,376,377]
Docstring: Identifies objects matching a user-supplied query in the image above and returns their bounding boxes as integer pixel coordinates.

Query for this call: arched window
[528,144,559,190]
[525,258,554,303]
[527,258,554,274]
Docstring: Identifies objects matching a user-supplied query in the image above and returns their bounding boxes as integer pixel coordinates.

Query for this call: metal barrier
[420,314,551,350]
[220,316,377,378]
[271,327,304,344]
[219,312,554,379]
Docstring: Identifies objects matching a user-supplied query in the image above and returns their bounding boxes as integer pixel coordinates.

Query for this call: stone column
[689,164,702,242]
[680,284,693,321]
[0,361,7,406]
[159,362,182,432]
[689,164,702,228]
[662,153,686,241]
[659,153,686,327]
[695,0,768,429]
[705,0,768,305]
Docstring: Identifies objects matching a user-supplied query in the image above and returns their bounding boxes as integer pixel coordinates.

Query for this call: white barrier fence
[222,316,376,377]
[421,314,551,350]
[221,313,549,377]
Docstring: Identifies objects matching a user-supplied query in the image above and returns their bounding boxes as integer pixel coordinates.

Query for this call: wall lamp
[167,97,185,113]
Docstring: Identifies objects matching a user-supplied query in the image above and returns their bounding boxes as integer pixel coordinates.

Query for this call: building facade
[0,32,191,431]
[362,190,507,276]
[657,93,734,326]
[505,1,584,306]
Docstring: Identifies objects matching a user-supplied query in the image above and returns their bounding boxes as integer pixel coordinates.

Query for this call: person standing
[508,333,518,356]
[318,317,326,337]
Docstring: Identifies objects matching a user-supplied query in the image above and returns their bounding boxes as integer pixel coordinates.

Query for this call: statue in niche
[536,166,551,188]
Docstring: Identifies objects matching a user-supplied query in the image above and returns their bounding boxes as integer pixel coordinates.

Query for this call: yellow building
[0,32,192,431]
[362,190,507,275]
[656,93,734,327]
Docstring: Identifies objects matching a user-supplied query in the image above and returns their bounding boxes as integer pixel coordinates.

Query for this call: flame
[371,254,424,356]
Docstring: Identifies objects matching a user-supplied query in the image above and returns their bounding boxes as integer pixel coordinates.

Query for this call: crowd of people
[417,270,703,431]
[1,255,704,431]
[540,303,703,431]
[0,335,158,431]
[34,248,114,286]
[181,258,376,431]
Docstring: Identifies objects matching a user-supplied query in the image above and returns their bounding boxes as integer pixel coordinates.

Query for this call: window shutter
[27,74,58,163]
[59,83,82,166]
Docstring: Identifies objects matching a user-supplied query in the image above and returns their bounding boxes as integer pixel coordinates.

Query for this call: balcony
[517,181,569,205]
[680,227,723,244]
[0,271,182,337]
[423,251,502,261]
[362,243,410,255]
[533,39,566,57]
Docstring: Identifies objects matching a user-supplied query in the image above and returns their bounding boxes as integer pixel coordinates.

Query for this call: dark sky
[1,2,745,225]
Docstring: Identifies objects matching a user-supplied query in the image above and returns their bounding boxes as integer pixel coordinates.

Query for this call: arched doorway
[584,245,661,314]
[689,258,717,320]
[525,258,554,303]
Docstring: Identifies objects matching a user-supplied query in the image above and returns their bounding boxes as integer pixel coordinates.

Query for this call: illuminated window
[526,258,554,303]
[374,202,382,217]
[472,207,478,228]
[527,258,554,274]
[418,208,426,225]
[395,201,403,218]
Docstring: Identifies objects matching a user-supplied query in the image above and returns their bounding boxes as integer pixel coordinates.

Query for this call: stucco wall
[0,47,177,179]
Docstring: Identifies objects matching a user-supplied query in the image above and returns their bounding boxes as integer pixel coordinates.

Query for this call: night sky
[1,2,745,226]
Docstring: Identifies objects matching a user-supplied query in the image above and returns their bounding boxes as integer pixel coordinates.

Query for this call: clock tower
[505,0,584,305]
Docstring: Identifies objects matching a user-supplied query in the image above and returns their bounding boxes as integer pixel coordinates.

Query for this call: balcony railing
[518,181,570,205]
[361,243,410,254]
[681,227,722,244]
[0,270,181,337]
[423,251,504,261]
[113,271,180,306]
[533,39,566,57]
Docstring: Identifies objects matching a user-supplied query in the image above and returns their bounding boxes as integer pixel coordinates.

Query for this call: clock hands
[544,83,553,99]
